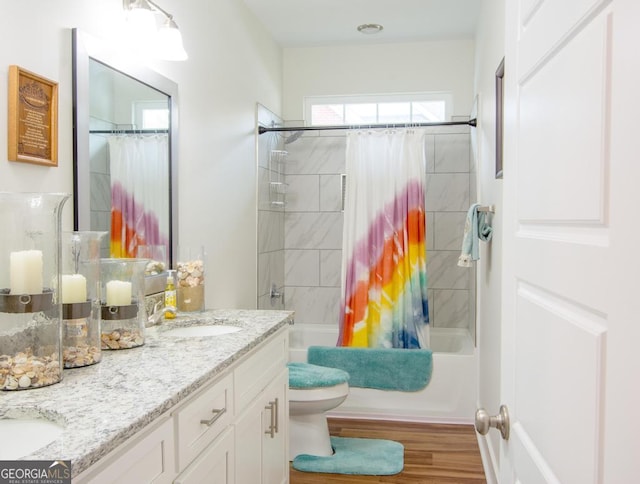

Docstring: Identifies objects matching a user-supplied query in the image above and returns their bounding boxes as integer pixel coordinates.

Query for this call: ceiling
[242,0,482,47]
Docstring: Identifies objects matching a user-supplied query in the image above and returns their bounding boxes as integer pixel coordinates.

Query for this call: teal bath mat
[292,436,404,475]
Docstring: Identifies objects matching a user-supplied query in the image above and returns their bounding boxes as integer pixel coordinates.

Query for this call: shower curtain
[108,134,169,259]
[338,129,430,349]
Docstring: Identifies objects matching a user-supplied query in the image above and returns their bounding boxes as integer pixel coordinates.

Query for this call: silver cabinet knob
[475,405,510,440]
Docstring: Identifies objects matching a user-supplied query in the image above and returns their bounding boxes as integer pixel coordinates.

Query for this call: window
[305,92,452,126]
[133,100,170,130]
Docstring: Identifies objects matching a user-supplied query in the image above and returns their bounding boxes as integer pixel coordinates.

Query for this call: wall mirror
[72,28,178,276]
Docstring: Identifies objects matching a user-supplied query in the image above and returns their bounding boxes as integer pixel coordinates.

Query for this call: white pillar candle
[106,280,132,306]
[61,274,87,304]
[9,250,43,295]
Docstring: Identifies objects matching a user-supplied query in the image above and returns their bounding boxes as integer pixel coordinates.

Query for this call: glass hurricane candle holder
[99,258,148,350]
[0,192,69,390]
[60,231,106,368]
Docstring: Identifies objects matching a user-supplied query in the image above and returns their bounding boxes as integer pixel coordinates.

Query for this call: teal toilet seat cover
[288,362,350,389]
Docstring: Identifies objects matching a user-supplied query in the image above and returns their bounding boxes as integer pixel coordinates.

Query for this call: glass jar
[176,246,205,312]
[0,192,69,390]
[99,258,148,350]
[61,231,106,368]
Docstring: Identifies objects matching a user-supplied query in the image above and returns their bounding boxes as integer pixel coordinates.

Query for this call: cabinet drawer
[175,372,234,472]
[174,426,235,484]
[234,328,288,414]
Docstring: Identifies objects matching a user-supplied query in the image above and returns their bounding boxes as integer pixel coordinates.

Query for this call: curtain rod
[258,118,476,135]
[89,129,169,134]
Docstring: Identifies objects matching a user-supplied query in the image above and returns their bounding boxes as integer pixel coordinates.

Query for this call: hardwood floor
[290,418,487,484]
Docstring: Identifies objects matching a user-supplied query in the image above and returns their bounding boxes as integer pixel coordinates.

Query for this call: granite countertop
[0,309,294,477]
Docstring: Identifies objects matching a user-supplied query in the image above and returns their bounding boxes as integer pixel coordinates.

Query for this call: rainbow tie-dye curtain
[338,129,430,349]
[108,135,169,259]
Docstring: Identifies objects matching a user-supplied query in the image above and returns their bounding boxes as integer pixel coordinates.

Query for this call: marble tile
[320,250,342,287]
[285,136,346,175]
[285,250,320,286]
[435,134,470,173]
[427,288,434,324]
[258,211,284,253]
[320,174,344,212]
[432,289,470,328]
[434,212,467,250]
[426,211,435,251]
[285,212,343,250]
[89,137,109,174]
[425,174,470,212]
[258,250,284,298]
[470,172,477,206]
[423,125,471,135]
[285,286,341,325]
[286,175,320,212]
[257,167,272,211]
[424,135,435,174]
[427,250,471,290]
[90,173,111,212]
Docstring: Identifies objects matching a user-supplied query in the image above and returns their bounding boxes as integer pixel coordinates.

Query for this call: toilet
[287,362,350,460]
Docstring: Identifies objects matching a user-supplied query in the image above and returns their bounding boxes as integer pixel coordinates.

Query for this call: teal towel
[288,362,350,389]
[457,203,493,267]
[307,346,432,392]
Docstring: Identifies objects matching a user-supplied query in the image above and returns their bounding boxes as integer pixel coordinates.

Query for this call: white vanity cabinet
[73,326,289,484]
[234,332,289,484]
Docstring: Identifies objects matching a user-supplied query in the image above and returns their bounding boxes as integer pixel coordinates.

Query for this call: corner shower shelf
[268,150,289,207]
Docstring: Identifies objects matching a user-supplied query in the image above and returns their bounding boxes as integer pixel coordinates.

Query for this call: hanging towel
[457,203,493,267]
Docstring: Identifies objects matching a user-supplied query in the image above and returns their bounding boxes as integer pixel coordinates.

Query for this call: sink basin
[163,325,242,338]
[0,417,64,459]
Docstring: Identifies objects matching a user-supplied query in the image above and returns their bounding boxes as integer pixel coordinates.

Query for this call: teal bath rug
[292,436,404,475]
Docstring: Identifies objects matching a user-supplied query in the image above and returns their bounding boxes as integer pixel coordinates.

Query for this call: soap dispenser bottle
[164,270,177,319]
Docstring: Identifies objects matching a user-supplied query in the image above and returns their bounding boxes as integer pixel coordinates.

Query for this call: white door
[501,0,640,482]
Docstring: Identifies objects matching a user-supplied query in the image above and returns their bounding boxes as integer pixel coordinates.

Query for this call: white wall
[473,0,505,481]
[0,0,282,309]
[283,40,475,121]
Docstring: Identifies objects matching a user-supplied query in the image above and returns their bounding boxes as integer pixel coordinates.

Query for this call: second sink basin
[163,325,242,338]
[0,416,64,460]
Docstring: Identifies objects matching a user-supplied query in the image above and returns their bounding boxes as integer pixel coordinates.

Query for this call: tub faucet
[148,301,177,325]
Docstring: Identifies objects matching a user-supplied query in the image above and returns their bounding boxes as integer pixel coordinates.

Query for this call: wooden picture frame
[8,65,58,166]
[495,57,505,179]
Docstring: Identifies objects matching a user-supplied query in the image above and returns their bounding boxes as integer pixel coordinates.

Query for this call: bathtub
[289,325,477,424]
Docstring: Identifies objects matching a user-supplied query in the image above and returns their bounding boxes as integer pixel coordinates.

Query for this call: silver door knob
[475,405,510,440]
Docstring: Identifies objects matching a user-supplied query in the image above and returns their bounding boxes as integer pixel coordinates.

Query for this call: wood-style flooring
[290,418,487,484]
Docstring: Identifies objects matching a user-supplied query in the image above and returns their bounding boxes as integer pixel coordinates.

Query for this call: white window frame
[303,92,453,126]
[132,100,170,130]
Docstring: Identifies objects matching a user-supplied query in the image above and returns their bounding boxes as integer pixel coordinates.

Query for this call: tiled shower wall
[281,125,477,341]
[257,104,286,310]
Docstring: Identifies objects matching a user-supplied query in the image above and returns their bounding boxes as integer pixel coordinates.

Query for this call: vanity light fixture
[357,23,384,35]
[123,0,188,61]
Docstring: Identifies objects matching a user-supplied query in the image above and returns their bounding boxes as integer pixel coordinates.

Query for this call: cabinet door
[262,368,288,484]
[235,368,289,484]
[235,394,264,483]
[174,426,235,484]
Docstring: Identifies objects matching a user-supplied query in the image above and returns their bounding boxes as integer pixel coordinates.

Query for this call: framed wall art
[8,65,59,167]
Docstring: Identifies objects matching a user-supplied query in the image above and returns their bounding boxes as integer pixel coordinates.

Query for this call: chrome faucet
[148,300,177,325]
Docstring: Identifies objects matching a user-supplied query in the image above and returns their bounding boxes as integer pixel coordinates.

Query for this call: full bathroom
[1,1,638,483]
